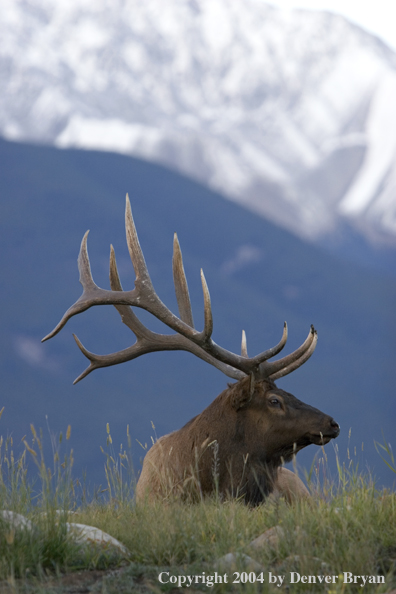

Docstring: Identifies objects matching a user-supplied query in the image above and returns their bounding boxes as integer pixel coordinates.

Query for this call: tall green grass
[0,416,395,593]
[0,419,79,583]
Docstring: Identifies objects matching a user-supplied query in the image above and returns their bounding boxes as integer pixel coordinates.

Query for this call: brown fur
[272,468,310,502]
[135,376,339,505]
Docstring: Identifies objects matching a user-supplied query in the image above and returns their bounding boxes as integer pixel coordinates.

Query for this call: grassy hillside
[0,430,395,592]
[0,137,395,488]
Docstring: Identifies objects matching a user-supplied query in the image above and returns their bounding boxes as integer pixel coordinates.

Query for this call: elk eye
[269,397,281,407]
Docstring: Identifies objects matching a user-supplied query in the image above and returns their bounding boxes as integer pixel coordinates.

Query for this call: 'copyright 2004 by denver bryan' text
[158,571,385,588]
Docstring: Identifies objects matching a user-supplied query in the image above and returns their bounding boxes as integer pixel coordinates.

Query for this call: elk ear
[230,375,255,411]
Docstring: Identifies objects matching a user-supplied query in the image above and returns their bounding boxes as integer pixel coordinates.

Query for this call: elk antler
[42,195,317,383]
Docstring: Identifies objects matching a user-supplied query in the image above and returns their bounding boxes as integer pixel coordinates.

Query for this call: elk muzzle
[306,417,340,445]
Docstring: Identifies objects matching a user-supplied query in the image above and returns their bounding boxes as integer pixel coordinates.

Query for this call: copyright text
[158,571,385,588]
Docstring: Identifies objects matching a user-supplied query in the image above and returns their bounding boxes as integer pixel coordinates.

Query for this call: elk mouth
[307,433,334,446]
[302,418,340,447]
[279,428,340,461]
[306,425,340,446]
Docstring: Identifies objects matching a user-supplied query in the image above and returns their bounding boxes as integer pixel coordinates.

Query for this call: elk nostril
[330,419,340,432]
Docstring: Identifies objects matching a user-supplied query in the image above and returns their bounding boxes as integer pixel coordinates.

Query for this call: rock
[1,510,33,531]
[215,552,264,572]
[66,522,130,557]
[249,525,285,550]
[0,510,129,559]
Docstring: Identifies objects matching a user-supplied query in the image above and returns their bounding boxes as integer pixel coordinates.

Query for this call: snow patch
[56,116,164,155]
[339,70,396,217]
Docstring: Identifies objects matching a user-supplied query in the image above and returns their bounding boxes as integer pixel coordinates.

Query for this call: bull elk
[42,195,340,505]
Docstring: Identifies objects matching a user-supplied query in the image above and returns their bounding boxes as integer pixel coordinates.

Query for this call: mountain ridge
[1,0,396,256]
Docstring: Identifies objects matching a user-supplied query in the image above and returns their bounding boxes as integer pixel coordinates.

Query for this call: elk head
[43,195,340,504]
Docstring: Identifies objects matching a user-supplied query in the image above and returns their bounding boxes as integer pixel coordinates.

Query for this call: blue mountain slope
[0,138,395,488]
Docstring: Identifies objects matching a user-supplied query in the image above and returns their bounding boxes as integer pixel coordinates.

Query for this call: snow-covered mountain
[1,0,396,247]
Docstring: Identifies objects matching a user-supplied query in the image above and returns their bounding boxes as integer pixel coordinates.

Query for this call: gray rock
[66,522,130,557]
[1,510,129,559]
[1,510,33,531]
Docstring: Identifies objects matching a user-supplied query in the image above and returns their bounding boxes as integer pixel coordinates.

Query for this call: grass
[0,419,395,593]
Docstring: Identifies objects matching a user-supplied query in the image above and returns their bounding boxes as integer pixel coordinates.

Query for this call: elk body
[43,195,339,505]
[135,376,339,504]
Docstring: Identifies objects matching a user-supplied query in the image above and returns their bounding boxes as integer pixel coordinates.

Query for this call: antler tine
[42,231,101,342]
[260,325,317,379]
[250,322,288,367]
[241,330,248,357]
[78,230,97,290]
[109,244,122,291]
[268,328,318,380]
[172,234,194,328]
[109,245,153,339]
[125,194,153,288]
[200,269,213,342]
[71,332,167,384]
[72,334,102,384]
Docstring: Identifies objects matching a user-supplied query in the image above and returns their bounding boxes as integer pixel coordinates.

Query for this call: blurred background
[0,0,395,492]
